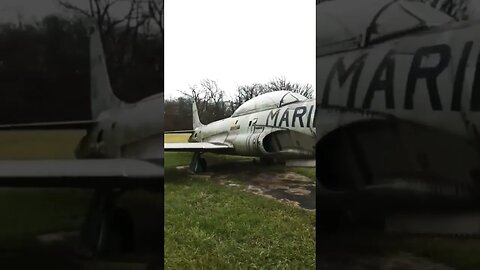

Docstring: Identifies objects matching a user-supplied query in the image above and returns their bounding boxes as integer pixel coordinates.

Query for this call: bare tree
[178,79,228,123]
[57,0,164,100]
[231,83,269,110]
[178,78,313,122]
[266,77,314,99]
[57,0,163,45]
[147,0,164,35]
[420,0,471,20]
[318,0,471,20]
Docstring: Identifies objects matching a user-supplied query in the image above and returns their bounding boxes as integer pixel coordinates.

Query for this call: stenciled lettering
[266,109,280,126]
[278,109,290,127]
[452,41,473,111]
[471,49,480,111]
[306,105,314,127]
[322,53,369,108]
[405,44,451,110]
[292,106,307,128]
[363,50,395,109]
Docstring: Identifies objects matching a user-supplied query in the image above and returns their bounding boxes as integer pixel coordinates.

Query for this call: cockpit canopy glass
[231,91,307,117]
[317,0,454,56]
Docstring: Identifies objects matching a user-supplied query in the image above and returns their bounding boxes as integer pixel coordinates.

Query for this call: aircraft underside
[188,129,316,173]
[317,119,480,234]
[261,130,316,158]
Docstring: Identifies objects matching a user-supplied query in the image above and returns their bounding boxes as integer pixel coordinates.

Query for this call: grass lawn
[321,232,480,270]
[0,130,162,269]
[0,130,84,159]
[164,133,316,269]
[0,130,90,249]
[165,133,480,270]
[164,133,190,143]
[2,132,480,269]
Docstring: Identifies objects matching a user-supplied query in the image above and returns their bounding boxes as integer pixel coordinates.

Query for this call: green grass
[164,148,316,269]
[164,133,190,143]
[321,232,480,270]
[0,189,90,246]
[4,132,480,269]
[0,130,84,159]
[0,131,89,248]
[165,177,315,269]
[392,236,480,270]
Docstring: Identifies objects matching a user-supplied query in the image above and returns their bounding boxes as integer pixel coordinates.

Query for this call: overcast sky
[0,0,58,23]
[0,0,133,24]
[165,0,316,99]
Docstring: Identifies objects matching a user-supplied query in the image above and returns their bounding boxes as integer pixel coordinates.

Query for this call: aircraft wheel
[199,158,207,172]
[84,206,134,258]
[103,207,135,256]
[82,190,134,258]
[191,157,207,173]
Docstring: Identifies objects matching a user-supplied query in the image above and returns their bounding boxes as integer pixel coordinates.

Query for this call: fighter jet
[316,0,480,233]
[0,22,163,255]
[165,91,316,173]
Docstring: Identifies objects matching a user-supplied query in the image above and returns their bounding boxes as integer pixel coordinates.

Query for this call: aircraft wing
[0,120,96,130]
[164,142,233,152]
[0,159,162,188]
[165,130,194,134]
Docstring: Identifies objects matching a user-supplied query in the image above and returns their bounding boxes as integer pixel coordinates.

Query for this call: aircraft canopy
[317,0,454,56]
[231,91,307,117]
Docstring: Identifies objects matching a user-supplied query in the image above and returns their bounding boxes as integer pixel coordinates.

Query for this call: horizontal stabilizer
[0,120,96,130]
[165,130,195,134]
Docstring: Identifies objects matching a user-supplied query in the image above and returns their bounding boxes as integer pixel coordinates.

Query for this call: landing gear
[81,188,134,258]
[189,152,207,173]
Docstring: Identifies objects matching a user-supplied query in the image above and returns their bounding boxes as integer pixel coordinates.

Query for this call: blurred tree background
[0,0,163,124]
[317,0,472,20]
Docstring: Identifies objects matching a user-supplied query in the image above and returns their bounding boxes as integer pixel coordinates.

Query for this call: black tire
[191,157,207,173]
[199,158,207,172]
[104,207,135,256]
[88,207,134,258]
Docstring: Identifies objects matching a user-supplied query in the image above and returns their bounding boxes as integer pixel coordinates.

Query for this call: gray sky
[0,0,133,24]
[0,0,59,23]
[164,0,316,99]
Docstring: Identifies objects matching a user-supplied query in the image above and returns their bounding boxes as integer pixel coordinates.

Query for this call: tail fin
[88,22,123,119]
[192,101,203,129]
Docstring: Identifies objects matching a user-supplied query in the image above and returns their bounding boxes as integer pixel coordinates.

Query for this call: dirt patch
[216,170,316,210]
[174,160,316,210]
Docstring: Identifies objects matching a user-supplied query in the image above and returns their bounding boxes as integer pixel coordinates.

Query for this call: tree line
[0,0,163,124]
[317,0,472,20]
[165,77,313,131]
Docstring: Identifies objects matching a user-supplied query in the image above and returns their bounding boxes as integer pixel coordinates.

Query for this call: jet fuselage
[75,93,164,162]
[189,99,316,159]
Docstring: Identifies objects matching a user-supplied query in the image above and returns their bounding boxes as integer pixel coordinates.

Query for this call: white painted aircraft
[316,0,480,233]
[165,91,316,173]
[0,22,163,255]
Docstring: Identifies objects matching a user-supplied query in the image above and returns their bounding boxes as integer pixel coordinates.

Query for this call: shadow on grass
[318,229,480,270]
[165,152,315,183]
[164,152,256,184]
